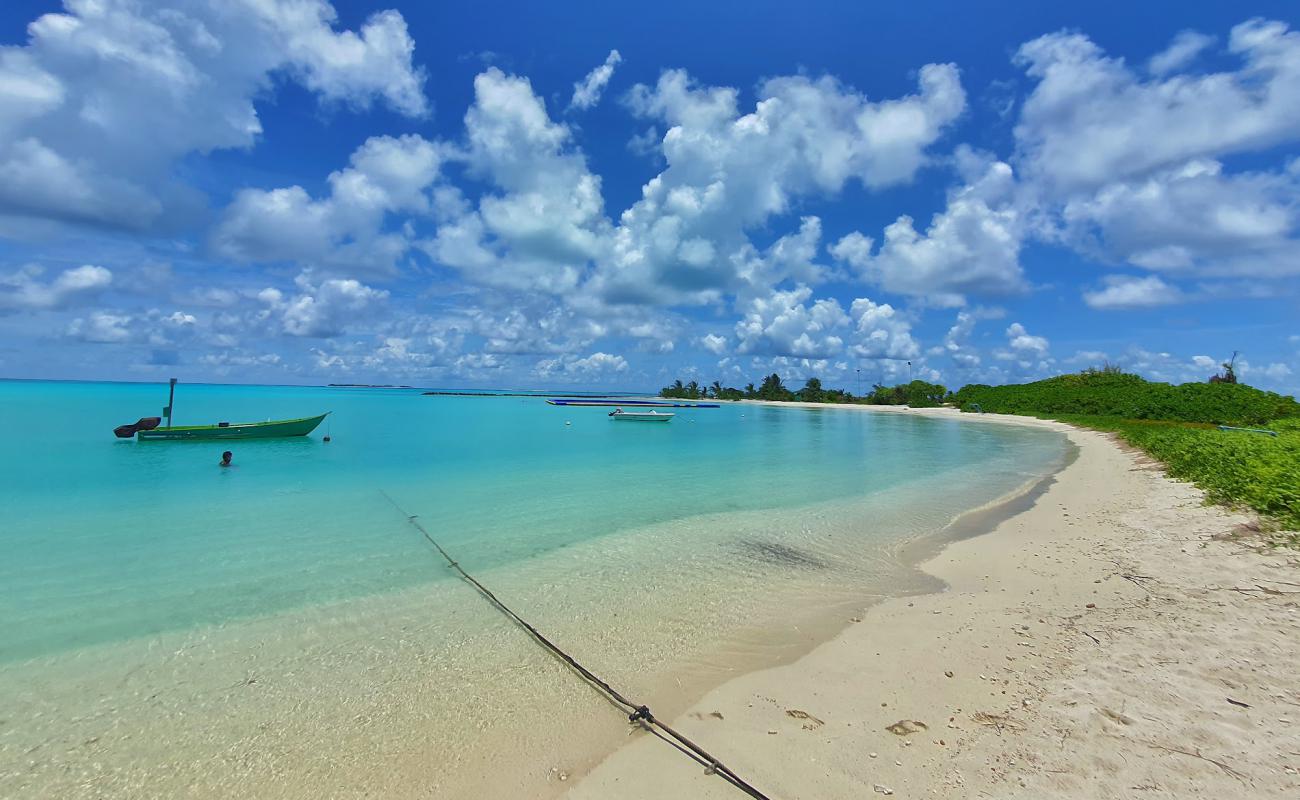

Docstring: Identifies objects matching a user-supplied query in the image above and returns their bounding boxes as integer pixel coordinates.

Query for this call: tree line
[660,373,949,406]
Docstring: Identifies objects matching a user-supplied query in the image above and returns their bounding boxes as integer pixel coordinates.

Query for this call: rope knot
[628,705,655,725]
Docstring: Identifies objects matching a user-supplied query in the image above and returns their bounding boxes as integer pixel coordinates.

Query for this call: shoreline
[567,406,1299,798]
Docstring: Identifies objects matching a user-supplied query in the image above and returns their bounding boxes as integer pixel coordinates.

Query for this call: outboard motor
[113,416,163,438]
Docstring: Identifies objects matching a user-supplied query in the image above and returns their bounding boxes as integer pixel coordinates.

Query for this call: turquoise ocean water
[2,380,1061,663]
[0,380,1068,797]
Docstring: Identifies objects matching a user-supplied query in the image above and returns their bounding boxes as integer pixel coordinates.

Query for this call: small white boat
[608,409,674,422]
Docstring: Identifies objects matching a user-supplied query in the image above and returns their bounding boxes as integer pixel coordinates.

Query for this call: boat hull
[548,399,718,408]
[610,412,673,422]
[136,413,328,440]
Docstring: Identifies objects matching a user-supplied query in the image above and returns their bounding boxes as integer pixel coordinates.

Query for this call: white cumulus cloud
[699,333,729,355]
[1083,275,1184,310]
[734,286,848,359]
[1148,30,1216,76]
[833,151,1026,303]
[0,263,111,311]
[592,64,966,303]
[277,274,389,337]
[1005,322,1049,357]
[1014,19,1300,194]
[0,0,428,233]
[535,351,628,378]
[423,68,610,293]
[214,134,443,275]
[569,49,622,110]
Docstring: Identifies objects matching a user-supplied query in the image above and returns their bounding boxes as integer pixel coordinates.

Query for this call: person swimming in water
[219,450,233,467]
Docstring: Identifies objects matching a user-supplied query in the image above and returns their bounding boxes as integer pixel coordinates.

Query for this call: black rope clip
[628,705,655,725]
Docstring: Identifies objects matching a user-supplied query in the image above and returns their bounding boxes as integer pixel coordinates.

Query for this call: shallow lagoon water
[0,380,1068,797]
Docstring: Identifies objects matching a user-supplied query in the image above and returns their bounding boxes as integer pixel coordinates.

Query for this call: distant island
[661,373,948,405]
[328,383,414,389]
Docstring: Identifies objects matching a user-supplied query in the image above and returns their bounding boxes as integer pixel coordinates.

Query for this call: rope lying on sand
[381,490,774,799]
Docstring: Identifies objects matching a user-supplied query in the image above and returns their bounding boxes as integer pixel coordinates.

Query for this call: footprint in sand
[787,709,825,730]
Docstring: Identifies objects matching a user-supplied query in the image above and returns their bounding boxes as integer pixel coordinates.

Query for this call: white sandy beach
[567,405,1300,798]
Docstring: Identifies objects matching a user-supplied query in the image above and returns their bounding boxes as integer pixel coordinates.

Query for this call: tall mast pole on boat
[165,377,176,429]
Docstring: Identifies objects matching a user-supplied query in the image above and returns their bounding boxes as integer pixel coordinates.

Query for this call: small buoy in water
[565,421,571,426]
[323,435,331,442]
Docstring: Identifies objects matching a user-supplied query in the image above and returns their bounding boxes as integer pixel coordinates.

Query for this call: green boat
[135,413,328,440]
[114,379,329,441]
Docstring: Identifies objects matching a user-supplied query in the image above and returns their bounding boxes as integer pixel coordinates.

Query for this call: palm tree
[800,376,824,402]
[758,373,788,400]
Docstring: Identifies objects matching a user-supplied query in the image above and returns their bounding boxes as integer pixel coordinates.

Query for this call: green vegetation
[862,380,948,408]
[952,370,1300,533]
[950,370,1299,425]
[1053,415,1300,533]
[659,373,939,405]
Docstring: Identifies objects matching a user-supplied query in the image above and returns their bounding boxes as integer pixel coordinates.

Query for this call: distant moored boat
[608,409,674,422]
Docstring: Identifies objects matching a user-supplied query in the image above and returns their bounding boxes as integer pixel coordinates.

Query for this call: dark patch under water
[736,539,829,569]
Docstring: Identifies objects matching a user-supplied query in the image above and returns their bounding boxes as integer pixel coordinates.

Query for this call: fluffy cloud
[591,64,965,303]
[1004,322,1049,357]
[214,134,442,274]
[0,263,111,311]
[569,49,622,110]
[848,298,919,360]
[989,321,1054,378]
[468,302,603,355]
[260,4,427,115]
[199,351,282,369]
[0,0,427,232]
[535,351,628,378]
[833,151,1026,303]
[734,286,848,358]
[423,68,610,293]
[1060,159,1300,278]
[1014,20,1300,193]
[66,307,196,345]
[1148,30,1216,76]
[278,274,389,337]
[732,285,918,362]
[1083,275,1183,310]
[699,333,729,355]
[66,310,133,343]
[860,20,1300,306]
[740,217,829,294]
[935,311,981,368]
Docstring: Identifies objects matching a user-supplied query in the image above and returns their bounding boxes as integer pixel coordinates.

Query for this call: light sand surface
[567,406,1300,799]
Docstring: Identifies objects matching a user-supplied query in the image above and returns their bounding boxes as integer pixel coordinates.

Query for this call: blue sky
[1,0,1298,393]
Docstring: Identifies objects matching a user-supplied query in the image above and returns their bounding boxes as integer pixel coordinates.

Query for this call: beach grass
[952,373,1300,535]
[1054,415,1300,535]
